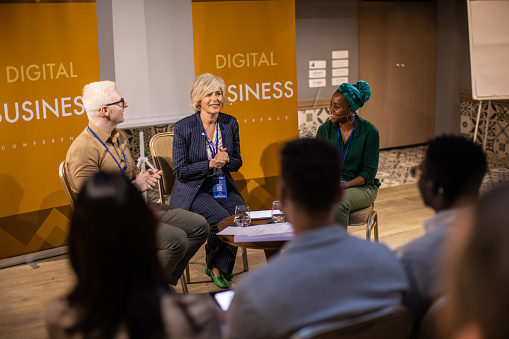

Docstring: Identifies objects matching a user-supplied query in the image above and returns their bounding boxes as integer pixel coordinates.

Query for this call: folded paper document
[248,210,272,219]
[217,222,294,242]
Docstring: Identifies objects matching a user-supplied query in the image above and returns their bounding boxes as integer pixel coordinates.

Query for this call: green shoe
[223,272,234,281]
[205,266,229,289]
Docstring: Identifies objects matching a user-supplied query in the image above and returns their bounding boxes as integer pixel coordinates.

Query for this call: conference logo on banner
[0,1,99,260]
[192,0,298,209]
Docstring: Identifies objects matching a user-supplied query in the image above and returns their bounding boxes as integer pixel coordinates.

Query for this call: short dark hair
[280,138,341,216]
[67,172,166,338]
[424,135,487,206]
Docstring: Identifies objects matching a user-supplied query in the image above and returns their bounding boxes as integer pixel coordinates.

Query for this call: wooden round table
[217,215,286,260]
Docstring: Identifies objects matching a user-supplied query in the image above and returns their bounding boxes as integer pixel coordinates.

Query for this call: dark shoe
[223,272,234,281]
[205,266,229,288]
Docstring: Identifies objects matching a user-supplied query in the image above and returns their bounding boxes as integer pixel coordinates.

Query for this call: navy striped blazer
[170,112,242,211]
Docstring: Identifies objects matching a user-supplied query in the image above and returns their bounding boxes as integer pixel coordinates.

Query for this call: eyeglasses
[104,98,126,108]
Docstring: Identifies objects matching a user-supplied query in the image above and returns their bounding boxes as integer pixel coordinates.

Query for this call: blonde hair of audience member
[443,182,509,339]
[82,80,118,122]
[190,73,227,112]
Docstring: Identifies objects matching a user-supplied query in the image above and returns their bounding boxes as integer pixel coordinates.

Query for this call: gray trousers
[335,183,378,228]
[151,203,209,285]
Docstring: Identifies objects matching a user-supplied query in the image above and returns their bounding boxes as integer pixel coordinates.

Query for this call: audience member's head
[82,80,119,122]
[67,172,166,338]
[443,182,509,339]
[279,138,342,227]
[190,73,227,112]
[417,135,487,212]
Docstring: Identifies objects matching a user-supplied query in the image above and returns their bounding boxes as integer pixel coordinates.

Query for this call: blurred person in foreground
[225,138,408,339]
[396,135,487,326]
[442,182,509,339]
[45,172,221,339]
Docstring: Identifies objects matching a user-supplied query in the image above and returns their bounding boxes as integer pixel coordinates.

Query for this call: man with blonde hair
[66,80,209,286]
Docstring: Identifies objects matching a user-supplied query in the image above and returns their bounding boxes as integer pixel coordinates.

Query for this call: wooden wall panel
[359,2,437,148]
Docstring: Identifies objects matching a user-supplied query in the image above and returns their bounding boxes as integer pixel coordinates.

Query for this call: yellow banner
[192,0,298,208]
[0,2,100,259]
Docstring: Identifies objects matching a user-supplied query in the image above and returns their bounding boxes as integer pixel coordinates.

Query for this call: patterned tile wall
[460,100,509,157]
[298,107,330,138]
[298,99,509,158]
[121,124,175,163]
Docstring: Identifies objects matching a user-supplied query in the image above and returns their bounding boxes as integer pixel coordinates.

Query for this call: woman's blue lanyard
[337,115,357,165]
[203,122,219,158]
[88,126,127,174]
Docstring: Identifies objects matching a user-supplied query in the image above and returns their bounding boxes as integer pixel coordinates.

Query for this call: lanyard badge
[337,116,357,184]
[203,122,228,199]
[213,175,227,199]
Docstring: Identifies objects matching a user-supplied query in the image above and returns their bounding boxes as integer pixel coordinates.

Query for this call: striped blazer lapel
[192,113,208,162]
[218,113,233,151]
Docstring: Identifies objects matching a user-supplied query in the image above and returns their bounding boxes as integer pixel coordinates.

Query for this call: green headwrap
[337,81,371,112]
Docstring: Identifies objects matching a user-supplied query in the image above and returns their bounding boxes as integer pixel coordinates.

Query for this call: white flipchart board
[467,0,509,101]
[467,0,509,146]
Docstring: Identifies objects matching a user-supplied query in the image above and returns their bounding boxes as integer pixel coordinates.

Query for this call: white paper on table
[248,210,272,219]
[218,222,293,235]
[217,226,252,236]
[218,222,295,242]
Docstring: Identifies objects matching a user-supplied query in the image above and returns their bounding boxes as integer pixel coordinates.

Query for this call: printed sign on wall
[192,0,298,209]
[0,1,100,260]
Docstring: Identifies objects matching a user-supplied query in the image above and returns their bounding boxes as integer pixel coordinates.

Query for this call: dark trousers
[189,179,245,274]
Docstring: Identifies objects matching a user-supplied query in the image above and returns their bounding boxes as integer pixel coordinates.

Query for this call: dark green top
[316,116,380,187]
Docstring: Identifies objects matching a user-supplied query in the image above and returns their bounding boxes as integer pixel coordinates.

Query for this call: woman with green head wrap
[316,81,380,228]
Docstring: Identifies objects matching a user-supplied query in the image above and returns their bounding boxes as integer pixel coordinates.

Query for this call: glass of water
[234,205,251,227]
[271,201,286,223]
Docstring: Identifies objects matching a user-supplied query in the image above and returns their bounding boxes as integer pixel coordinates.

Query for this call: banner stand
[0,2,100,264]
[0,246,68,270]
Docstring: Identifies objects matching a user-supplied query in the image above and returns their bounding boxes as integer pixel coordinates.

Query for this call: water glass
[234,205,251,227]
[271,201,286,223]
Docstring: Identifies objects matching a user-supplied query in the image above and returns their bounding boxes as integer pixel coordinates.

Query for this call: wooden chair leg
[373,211,379,242]
[185,264,191,284]
[366,211,379,243]
[242,247,249,272]
[180,275,188,294]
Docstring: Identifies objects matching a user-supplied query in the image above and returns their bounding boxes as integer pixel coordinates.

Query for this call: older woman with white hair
[171,73,245,289]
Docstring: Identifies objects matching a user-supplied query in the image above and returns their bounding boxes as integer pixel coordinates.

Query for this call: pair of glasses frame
[104,98,126,108]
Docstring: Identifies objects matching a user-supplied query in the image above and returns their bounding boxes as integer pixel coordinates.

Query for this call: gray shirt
[226,225,409,339]
[396,207,468,319]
